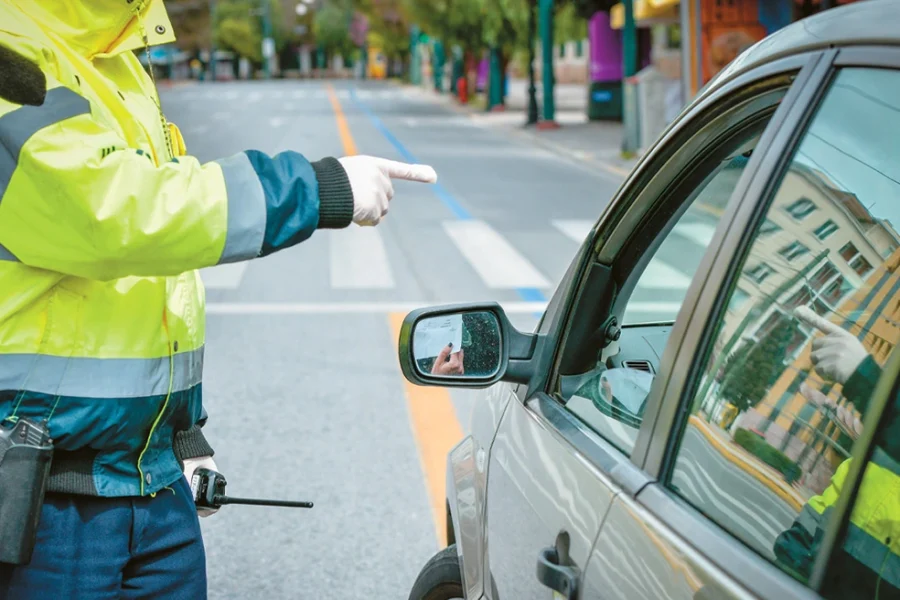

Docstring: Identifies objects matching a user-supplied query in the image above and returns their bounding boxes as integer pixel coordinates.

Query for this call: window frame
[813,219,839,240]
[639,46,900,598]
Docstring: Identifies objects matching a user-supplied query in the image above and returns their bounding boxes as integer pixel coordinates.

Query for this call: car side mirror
[398,302,537,388]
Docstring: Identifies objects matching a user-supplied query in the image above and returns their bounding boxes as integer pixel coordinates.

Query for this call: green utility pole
[526,0,538,125]
[208,0,217,82]
[538,0,556,126]
[360,43,368,80]
[433,39,445,92]
[410,26,421,85]
[488,47,503,110]
[621,0,638,155]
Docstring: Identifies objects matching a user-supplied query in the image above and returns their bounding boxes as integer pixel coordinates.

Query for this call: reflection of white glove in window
[183,455,219,518]
[794,307,868,385]
[337,156,437,226]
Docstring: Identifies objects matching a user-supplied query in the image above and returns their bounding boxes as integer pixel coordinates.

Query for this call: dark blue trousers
[0,477,206,600]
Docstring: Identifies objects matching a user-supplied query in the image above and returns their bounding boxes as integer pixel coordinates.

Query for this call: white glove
[337,156,437,226]
[183,455,219,517]
[795,307,868,385]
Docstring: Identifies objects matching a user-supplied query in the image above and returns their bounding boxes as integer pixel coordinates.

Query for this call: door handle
[536,546,578,599]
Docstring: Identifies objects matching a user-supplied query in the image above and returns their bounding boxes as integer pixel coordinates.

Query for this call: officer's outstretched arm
[0,77,356,280]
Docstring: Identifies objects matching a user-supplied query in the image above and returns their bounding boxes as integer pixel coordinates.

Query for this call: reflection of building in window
[759,219,781,236]
[707,160,900,496]
[786,197,817,220]
[745,263,774,284]
[813,219,839,240]
[778,241,810,262]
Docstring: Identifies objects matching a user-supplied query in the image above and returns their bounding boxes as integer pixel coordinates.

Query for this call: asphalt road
[158,78,623,599]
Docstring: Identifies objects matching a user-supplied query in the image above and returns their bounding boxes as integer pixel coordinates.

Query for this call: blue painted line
[348,88,547,306]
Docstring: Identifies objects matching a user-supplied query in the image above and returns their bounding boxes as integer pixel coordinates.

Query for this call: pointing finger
[794,306,844,335]
[374,158,438,183]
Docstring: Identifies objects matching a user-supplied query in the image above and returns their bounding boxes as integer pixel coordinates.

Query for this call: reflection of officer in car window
[774,307,900,597]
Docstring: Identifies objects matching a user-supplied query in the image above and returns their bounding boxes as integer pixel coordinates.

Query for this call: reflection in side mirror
[411,311,502,380]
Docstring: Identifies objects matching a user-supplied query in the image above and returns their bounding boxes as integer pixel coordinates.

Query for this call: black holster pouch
[0,418,53,566]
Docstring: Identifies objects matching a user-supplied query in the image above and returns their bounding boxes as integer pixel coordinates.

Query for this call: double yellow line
[327,84,462,546]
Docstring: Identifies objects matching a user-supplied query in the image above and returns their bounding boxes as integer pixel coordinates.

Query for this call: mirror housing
[398,302,537,388]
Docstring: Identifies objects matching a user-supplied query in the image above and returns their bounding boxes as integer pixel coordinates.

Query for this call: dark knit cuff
[311,157,354,229]
[174,425,215,461]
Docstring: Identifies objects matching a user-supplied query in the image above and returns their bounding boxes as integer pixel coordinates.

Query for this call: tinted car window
[667,68,900,590]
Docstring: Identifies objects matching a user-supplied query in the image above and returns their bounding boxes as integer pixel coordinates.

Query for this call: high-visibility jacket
[0,0,354,497]
[774,357,900,594]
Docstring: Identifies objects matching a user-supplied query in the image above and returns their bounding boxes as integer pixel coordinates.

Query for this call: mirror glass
[412,311,501,379]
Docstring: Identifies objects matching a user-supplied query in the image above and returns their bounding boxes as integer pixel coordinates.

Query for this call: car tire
[408,544,465,600]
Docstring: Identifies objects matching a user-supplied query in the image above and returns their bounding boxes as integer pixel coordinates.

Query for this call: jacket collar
[13,0,175,58]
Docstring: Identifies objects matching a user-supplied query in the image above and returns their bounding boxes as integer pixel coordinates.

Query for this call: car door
[585,47,900,600]
[482,49,821,600]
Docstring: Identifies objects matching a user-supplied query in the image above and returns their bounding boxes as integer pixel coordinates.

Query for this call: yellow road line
[326,84,357,156]
[389,313,464,547]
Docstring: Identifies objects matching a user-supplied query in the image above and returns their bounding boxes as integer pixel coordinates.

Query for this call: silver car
[399,2,900,599]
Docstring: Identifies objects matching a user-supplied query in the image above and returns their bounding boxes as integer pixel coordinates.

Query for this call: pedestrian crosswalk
[200,218,714,307]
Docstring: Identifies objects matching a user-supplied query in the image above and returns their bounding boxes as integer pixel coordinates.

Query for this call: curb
[689,415,806,512]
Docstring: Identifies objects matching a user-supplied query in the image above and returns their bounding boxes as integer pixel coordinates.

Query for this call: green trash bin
[588,81,623,121]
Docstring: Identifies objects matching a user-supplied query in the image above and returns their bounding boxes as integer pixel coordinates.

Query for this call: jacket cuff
[311,157,353,229]
[174,425,215,461]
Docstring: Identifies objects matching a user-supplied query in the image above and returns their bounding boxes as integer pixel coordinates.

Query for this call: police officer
[0,1,436,597]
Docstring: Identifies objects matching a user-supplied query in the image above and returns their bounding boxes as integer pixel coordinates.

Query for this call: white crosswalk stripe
[329,227,395,289]
[201,262,248,289]
[638,260,692,289]
[444,221,549,289]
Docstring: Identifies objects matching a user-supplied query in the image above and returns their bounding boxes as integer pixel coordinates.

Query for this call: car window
[623,148,753,325]
[564,129,765,456]
[666,67,900,592]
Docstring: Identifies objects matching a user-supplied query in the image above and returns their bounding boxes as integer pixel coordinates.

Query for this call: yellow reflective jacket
[0,0,353,497]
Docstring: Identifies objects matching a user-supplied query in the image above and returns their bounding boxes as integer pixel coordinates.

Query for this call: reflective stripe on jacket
[0,0,353,496]
[775,449,900,589]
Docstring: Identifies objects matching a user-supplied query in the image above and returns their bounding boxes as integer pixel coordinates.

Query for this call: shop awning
[610,0,680,30]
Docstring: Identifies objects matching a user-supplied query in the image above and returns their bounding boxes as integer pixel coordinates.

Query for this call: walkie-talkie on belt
[190,468,314,510]
[0,417,54,565]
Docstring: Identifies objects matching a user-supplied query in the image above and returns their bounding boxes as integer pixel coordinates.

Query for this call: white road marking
[355,90,373,99]
[329,228,395,289]
[674,222,717,247]
[186,124,209,135]
[206,301,548,314]
[203,90,217,99]
[335,89,350,99]
[200,263,248,289]
[224,90,239,100]
[271,91,285,99]
[283,102,295,111]
[247,91,262,103]
[444,221,549,289]
[638,260,692,289]
[552,219,594,244]
[291,90,307,99]
[269,117,285,128]
[624,301,684,313]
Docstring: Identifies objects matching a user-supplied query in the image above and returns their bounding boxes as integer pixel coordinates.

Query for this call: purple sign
[476,55,488,90]
[589,11,622,83]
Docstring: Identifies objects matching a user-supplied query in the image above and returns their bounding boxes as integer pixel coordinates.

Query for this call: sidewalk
[413,79,642,179]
